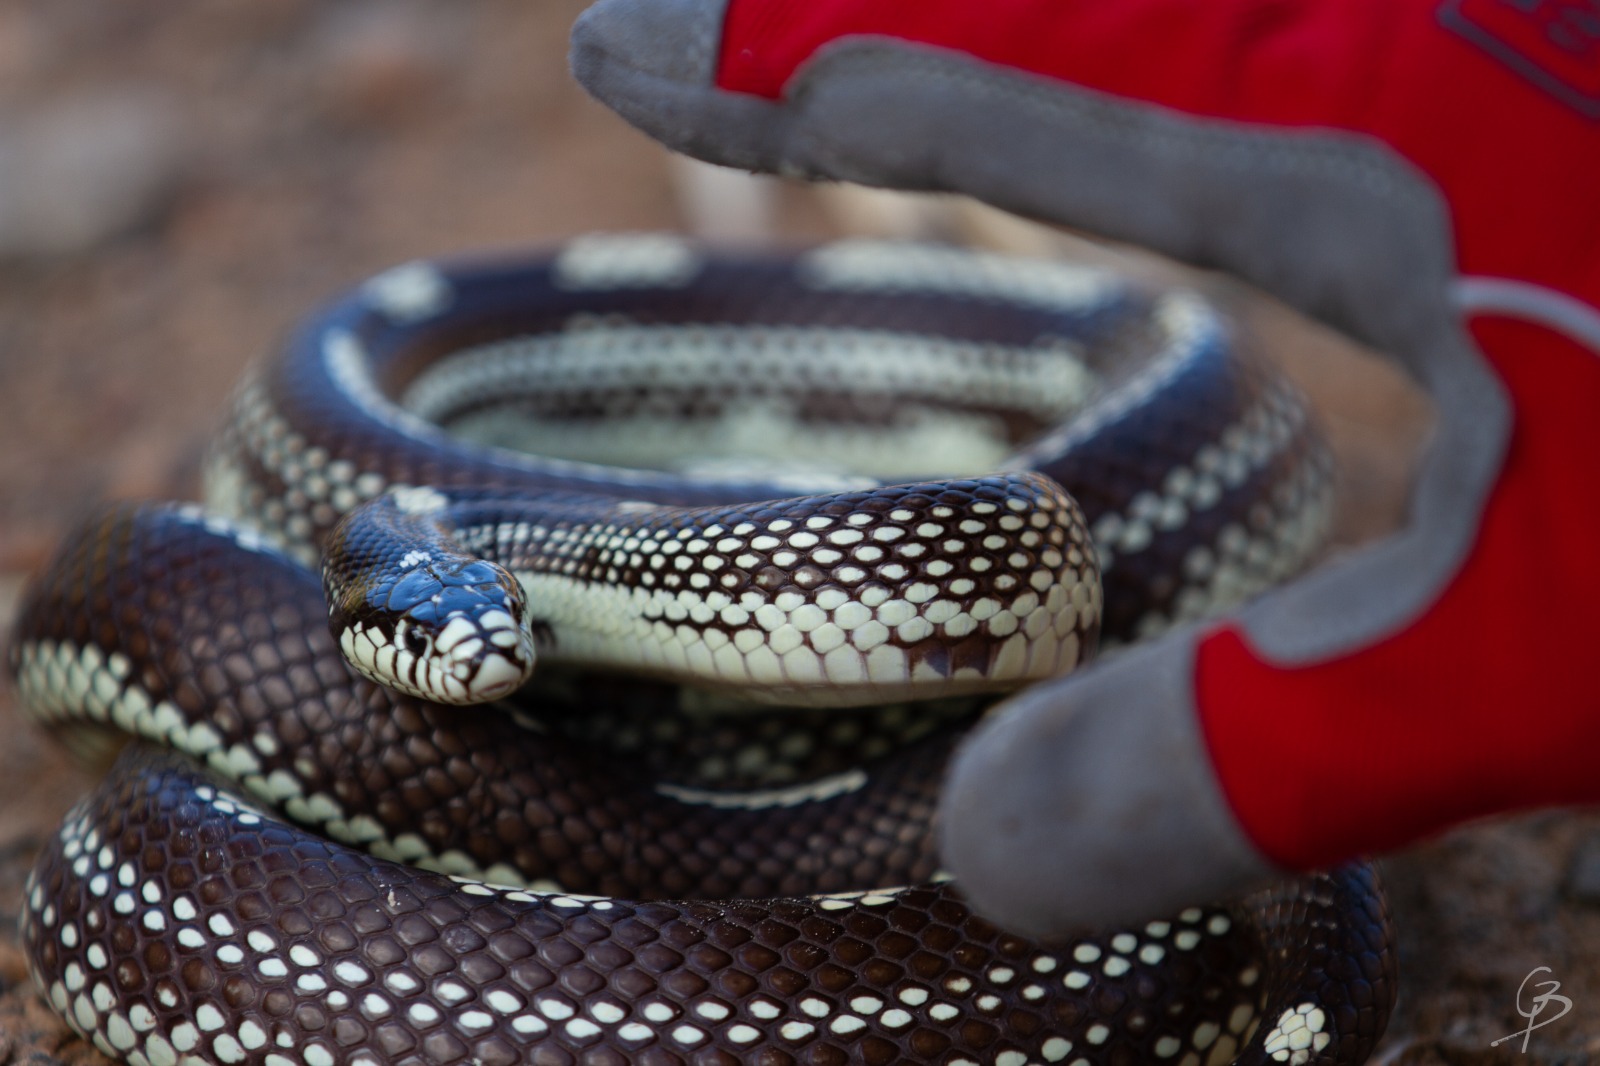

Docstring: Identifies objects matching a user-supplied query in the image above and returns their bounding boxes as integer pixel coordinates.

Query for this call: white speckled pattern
[18,762,1284,1066]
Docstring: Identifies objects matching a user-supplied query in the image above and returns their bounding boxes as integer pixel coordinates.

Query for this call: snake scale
[9,236,1395,1066]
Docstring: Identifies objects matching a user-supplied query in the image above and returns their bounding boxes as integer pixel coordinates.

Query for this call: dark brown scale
[518,680,984,790]
[1028,308,1333,643]
[12,506,1395,1066]
[25,751,1389,1066]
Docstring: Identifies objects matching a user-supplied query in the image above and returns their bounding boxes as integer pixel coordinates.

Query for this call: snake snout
[331,554,538,704]
[394,563,539,703]
[345,601,536,705]
[430,603,537,702]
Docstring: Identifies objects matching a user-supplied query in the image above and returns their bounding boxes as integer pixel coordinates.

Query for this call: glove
[571,0,1600,934]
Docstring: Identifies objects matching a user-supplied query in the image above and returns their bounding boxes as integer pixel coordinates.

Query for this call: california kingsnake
[10,236,1394,1066]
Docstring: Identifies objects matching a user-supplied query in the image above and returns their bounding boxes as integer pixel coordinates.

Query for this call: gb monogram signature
[1490,967,1574,1053]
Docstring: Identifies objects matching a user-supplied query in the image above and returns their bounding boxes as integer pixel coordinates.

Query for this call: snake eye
[402,626,430,656]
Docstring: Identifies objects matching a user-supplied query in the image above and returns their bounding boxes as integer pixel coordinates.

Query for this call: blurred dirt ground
[1,2,1598,1064]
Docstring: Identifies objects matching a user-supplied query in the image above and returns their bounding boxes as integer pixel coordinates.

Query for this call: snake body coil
[10,237,1394,1066]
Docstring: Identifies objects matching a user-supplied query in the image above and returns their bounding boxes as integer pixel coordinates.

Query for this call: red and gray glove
[572,0,1600,934]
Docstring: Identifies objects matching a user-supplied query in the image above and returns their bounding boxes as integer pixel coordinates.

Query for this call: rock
[0,89,186,256]
[0,8,50,93]
[311,2,460,126]
[1562,830,1600,904]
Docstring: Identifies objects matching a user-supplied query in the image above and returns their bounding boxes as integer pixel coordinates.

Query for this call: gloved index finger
[573,0,1557,358]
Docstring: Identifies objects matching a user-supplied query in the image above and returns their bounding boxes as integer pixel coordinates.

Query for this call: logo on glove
[1440,0,1600,118]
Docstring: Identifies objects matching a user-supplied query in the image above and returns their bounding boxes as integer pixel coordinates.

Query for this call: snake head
[330,554,537,704]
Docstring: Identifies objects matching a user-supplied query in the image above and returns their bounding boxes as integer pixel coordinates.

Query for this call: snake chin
[341,607,537,704]
[453,641,533,702]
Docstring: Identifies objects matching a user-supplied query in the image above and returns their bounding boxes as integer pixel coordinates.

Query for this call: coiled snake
[9,237,1395,1066]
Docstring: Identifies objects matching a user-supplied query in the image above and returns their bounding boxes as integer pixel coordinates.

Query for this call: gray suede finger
[938,634,1277,935]
[571,0,791,172]
[572,5,1508,670]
